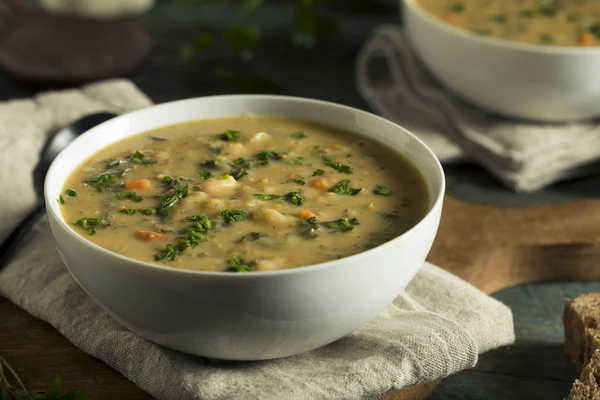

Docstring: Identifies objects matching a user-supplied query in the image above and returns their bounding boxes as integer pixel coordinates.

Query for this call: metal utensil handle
[0,202,46,269]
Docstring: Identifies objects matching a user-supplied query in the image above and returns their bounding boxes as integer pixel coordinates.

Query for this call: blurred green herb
[0,355,91,399]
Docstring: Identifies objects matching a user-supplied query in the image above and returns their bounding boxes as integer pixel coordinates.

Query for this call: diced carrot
[311,176,333,190]
[125,178,151,190]
[135,230,167,241]
[298,210,316,221]
[580,32,594,46]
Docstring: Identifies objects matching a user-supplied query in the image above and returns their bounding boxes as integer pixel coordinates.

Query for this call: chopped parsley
[74,217,106,235]
[116,191,144,203]
[254,194,282,201]
[239,232,268,243]
[312,169,325,176]
[178,216,211,248]
[198,170,213,180]
[130,150,156,166]
[120,209,137,215]
[200,160,218,169]
[322,156,353,174]
[155,244,180,261]
[286,178,305,185]
[230,166,248,180]
[254,192,305,206]
[225,256,252,272]
[218,129,241,141]
[221,209,247,223]
[256,150,283,166]
[373,185,392,197]
[284,191,305,206]
[328,180,362,196]
[139,208,158,215]
[291,131,307,139]
[57,195,65,205]
[450,1,465,13]
[321,217,360,232]
[158,183,189,216]
[65,188,77,197]
[294,157,304,165]
[232,157,245,166]
[84,173,116,192]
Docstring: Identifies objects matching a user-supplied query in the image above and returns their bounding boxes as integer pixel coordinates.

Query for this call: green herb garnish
[120,209,137,215]
[65,188,77,197]
[322,156,353,174]
[182,215,212,227]
[230,167,248,180]
[74,217,106,235]
[373,185,392,197]
[294,157,304,165]
[57,195,65,205]
[232,157,245,166]
[155,244,180,261]
[158,183,190,216]
[256,150,283,166]
[116,191,144,203]
[225,256,252,272]
[254,194,282,201]
[321,217,359,232]
[139,208,158,215]
[83,173,116,192]
[328,180,362,196]
[284,191,305,206]
[0,355,91,400]
[291,131,307,139]
[198,170,213,180]
[219,129,241,141]
[178,216,211,248]
[312,169,325,176]
[286,178,305,185]
[221,209,247,223]
[450,1,465,13]
[131,150,156,166]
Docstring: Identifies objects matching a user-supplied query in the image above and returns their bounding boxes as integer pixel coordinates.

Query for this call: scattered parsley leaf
[312,169,325,176]
[65,188,77,197]
[328,180,362,196]
[139,208,158,215]
[198,170,213,180]
[294,157,304,165]
[322,156,352,174]
[225,256,252,272]
[155,244,180,261]
[254,194,282,201]
[57,195,65,205]
[221,209,247,223]
[230,167,248,180]
[284,191,305,206]
[291,131,307,139]
[131,150,157,166]
[256,150,283,166]
[158,183,190,216]
[373,185,392,197]
[116,191,144,203]
[232,157,245,166]
[83,173,116,192]
[74,217,106,235]
[321,217,360,232]
[120,209,137,215]
[286,178,305,185]
[218,129,241,142]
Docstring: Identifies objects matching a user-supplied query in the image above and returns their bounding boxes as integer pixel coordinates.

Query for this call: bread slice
[564,294,600,370]
[568,349,600,400]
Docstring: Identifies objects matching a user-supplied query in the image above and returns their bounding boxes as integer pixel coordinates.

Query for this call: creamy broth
[60,116,429,272]
[416,0,600,46]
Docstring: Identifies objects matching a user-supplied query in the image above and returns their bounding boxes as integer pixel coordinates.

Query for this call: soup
[416,0,600,46]
[60,116,429,272]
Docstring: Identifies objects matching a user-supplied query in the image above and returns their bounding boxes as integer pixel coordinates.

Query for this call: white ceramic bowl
[44,95,444,360]
[403,0,600,122]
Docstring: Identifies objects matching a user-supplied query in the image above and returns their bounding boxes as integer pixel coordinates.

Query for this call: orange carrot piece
[298,210,316,220]
[580,32,594,46]
[311,176,333,190]
[135,230,167,241]
[125,178,151,190]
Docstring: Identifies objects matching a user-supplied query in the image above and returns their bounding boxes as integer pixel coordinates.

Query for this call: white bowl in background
[44,95,444,360]
[403,0,600,122]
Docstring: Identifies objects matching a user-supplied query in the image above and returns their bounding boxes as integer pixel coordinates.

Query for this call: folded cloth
[356,25,600,193]
[0,79,514,399]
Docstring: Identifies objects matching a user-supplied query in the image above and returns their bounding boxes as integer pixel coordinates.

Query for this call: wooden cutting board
[2,195,600,399]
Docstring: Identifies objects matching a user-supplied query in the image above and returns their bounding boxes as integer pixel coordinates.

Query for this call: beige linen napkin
[0,79,514,399]
[356,25,600,193]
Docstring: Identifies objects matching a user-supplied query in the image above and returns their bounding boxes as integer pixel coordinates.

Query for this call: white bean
[201,175,238,197]
[255,258,285,271]
[251,208,294,227]
[248,131,271,146]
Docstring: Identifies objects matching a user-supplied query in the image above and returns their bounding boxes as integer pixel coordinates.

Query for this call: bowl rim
[45,94,445,278]
[403,0,600,55]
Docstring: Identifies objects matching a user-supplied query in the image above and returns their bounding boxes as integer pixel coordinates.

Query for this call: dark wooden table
[2,0,600,398]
